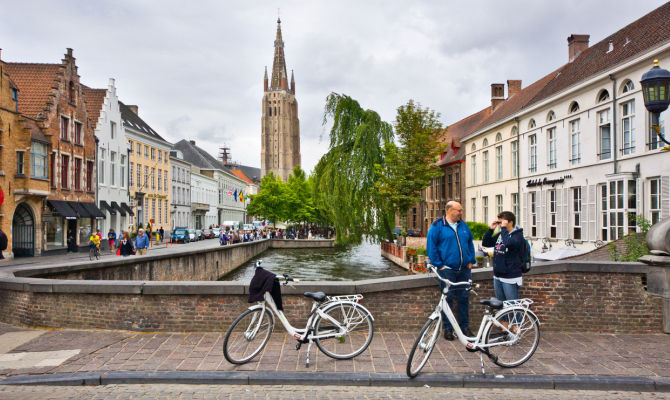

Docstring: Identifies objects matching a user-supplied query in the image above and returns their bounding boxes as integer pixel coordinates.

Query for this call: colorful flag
[239,191,243,201]
[228,188,233,196]
[233,189,237,201]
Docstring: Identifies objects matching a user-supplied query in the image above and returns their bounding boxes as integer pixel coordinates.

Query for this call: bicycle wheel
[89,247,95,261]
[223,308,274,364]
[314,302,374,359]
[484,308,540,368]
[95,249,100,260]
[406,317,440,378]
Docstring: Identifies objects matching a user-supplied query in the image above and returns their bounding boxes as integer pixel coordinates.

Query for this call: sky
[2,0,667,174]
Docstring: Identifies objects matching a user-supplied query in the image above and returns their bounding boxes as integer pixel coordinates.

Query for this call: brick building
[4,48,104,255]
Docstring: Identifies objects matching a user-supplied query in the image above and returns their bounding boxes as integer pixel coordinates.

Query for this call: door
[12,203,34,257]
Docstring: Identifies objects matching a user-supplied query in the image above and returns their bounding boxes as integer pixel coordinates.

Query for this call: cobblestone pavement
[0,322,669,378]
[1,384,669,400]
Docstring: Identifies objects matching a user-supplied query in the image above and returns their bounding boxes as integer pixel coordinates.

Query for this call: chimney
[189,140,196,146]
[507,80,522,98]
[567,34,589,62]
[66,48,73,57]
[127,105,138,115]
[491,83,505,111]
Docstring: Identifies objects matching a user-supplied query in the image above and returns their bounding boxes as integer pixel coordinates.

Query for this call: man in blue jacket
[135,228,149,255]
[426,201,476,340]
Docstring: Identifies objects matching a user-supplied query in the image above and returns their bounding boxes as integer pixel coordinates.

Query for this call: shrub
[466,221,489,240]
[608,216,651,262]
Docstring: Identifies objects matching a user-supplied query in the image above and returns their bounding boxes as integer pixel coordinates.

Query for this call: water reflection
[221,241,406,281]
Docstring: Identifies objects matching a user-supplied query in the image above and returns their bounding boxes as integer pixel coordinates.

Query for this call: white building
[460,5,670,251]
[190,167,217,229]
[170,150,191,229]
[83,79,130,237]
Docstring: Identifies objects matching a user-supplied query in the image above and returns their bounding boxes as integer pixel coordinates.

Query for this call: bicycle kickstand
[479,352,486,375]
[305,340,313,368]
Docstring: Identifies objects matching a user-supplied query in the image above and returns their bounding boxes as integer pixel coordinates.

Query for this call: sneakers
[443,329,454,341]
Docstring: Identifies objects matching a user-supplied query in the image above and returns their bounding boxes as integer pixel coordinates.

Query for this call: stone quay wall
[0,257,664,333]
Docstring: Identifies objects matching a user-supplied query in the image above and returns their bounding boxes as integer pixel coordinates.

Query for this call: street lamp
[640,59,670,150]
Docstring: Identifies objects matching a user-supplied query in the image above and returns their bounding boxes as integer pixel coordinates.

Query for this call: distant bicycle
[88,245,100,261]
[223,261,375,367]
[406,264,540,377]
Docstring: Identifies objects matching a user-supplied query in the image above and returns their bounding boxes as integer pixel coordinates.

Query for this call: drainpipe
[515,117,521,224]
[609,74,618,174]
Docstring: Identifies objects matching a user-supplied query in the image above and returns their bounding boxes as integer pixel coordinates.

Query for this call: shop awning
[68,202,90,218]
[99,200,116,215]
[120,202,135,216]
[110,201,126,216]
[46,200,77,220]
[80,202,106,220]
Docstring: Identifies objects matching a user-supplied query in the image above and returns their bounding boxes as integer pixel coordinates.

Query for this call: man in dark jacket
[427,201,476,340]
[482,211,524,324]
[0,228,7,259]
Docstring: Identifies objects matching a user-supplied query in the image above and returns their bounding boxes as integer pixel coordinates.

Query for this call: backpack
[521,239,532,273]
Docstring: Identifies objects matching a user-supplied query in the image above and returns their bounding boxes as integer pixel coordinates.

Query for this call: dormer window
[11,88,17,111]
[547,110,556,122]
[471,143,476,152]
[511,126,518,136]
[496,132,502,142]
[68,81,75,104]
[569,101,580,114]
[482,138,489,147]
[597,89,610,103]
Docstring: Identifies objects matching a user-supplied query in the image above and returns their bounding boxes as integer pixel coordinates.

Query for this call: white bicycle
[223,262,375,367]
[406,264,540,377]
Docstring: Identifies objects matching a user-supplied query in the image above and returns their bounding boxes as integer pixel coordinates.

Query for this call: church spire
[270,18,288,90]
[263,66,268,91]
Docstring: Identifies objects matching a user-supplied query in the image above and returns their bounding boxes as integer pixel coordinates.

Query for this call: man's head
[445,201,464,223]
[497,211,516,230]
[138,229,144,236]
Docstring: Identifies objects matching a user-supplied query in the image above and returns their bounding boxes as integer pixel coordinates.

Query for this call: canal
[221,240,406,281]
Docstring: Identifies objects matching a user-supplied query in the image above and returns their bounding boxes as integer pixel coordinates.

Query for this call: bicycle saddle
[303,292,327,302]
[480,297,504,309]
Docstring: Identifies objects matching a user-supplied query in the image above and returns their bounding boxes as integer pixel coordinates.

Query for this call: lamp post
[640,59,670,151]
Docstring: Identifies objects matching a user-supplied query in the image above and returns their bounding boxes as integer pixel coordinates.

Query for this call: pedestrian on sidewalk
[67,229,77,253]
[135,229,149,255]
[426,200,476,341]
[0,228,7,259]
[159,226,164,242]
[107,229,117,254]
[118,231,134,256]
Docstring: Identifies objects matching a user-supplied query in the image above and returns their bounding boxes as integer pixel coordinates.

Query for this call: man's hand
[489,220,499,230]
[467,263,472,269]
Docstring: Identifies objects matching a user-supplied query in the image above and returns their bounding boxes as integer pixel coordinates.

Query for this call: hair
[497,211,516,225]
[123,231,130,240]
[445,201,461,212]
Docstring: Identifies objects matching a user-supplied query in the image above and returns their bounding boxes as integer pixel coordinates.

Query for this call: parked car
[203,229,214,239]
[171,228,190,243]
[407,229,422,237]
[188,229,197,242]
[195,229,204,241]
[212,228,221,238]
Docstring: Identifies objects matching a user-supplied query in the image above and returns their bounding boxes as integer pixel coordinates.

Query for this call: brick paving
[0,322,669,379]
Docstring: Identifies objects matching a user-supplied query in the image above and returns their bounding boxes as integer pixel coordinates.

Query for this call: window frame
[621,100,636,155]
[598,108,612,160]
[547,127,557,169]
[569,119,581,165]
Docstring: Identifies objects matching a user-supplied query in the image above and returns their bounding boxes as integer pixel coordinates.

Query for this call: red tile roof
[437,107,491,166]
[82,86,106,129]
[229,168,253,184]
[3,63,61,119]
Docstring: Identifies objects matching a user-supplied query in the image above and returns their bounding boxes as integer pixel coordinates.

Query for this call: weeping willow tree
[312,93,395,245]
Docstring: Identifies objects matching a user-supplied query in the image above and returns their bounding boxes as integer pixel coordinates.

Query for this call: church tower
[261,18,301,181]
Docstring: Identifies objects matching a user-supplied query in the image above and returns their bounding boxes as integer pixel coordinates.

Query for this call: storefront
[44,200,105,253]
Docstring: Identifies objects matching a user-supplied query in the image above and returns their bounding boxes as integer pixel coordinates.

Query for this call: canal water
[221,240,407,281]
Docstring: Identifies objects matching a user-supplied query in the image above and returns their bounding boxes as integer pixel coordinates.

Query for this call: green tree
[286,166,314,224]
[312,93,395,245]
[376,100,446,230]
[246,172,291,226]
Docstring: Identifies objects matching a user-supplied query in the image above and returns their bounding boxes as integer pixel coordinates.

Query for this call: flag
[228,188,233,196]
[239,191,243,201]
[233,189,237,201]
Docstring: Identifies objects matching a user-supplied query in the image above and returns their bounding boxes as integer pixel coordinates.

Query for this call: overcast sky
[2,1,667,173]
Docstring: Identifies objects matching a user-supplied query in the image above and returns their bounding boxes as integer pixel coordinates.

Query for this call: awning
[80,202,106,220]
[68,202,90,218]
[46,200,77,220]
[99,200,116,215]
[110,201,126,216]
[120,202,135,216]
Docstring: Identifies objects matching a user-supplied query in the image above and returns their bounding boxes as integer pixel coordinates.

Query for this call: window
[471,155,477,185]
[74,158,81,190]
[61,154,69,189]
[447,173,453,199]
[441,173,446,200]
[529,134,537,173]
[511,140,518,177]
[110,151,116,186]
[496,194,503,215]
[86,161,93,191]
[99,149,105,184]
[165,200,168,222]
[621,101,635,155]
[137,143,141,155]
[151,167,155,189]
[144,166,148,187]
[482,196,489,224]
[598,109,612,160]
[151,148,155,160]
[68,81,75,103]
[622,79,634,94]
[471,143,476,152]
[549,189,557,238]
[158,200,162,224]
[547,110,556,122]
[74,121,82,144]
[602,179,638,240]
[30,142,48,179]
[164,171,168,191]
[471,198,477,222]
[530,192,537,237]
[165,152,168,164]
[137,164,142,189]
[496,146,503,180]
[144,145,148,158]
[454,172,460,200]
[129,162,134,187]
[129,140,133,155]
[158,150,162,162]
[597,89,610,103]
[495,132,502,142]
[483,151,489,182]
[110,121,116,139]
[547,128,557,169]
[16,151,25,176]
[120,155,126,188]
[569,101,580,114]
[483,138,489,147]
[60,116,69,140]
[511,193,519,221]
[573,187,582,239]
[648,111,665,150]
[569,119,581,165]
[650,178,661,224]
[528,119,536,129]
[152,199,156,221]
[158,169,162,191]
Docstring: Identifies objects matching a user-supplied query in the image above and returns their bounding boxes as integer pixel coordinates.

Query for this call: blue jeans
[437,267,471,331]
[494,278,520,323]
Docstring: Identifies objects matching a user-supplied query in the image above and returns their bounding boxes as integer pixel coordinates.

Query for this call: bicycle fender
[246,304,275,325]
[494,306,540,326]
[322,301,375,321]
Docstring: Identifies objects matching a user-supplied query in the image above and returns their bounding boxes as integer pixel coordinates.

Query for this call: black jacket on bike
[248,267,283,310]
[482,227,525,279]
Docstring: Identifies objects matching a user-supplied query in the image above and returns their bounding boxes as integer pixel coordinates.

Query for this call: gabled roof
[3,63,61,119]
[173,139,230,171]
[119,101,168,143]
[229,164,261,183]
[436,106,491,166]
[229,169,253,184]
[82,86,106,129]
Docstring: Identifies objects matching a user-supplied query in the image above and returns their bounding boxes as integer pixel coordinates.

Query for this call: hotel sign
[526,175,572,188]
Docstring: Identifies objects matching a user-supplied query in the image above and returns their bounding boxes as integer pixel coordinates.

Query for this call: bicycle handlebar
[427,264,476,289]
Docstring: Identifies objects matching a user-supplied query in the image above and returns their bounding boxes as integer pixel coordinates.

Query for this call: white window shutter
[636,179,644,226]
[523,191,529,230]
[562,188,569,239]
[586,185,596,241]
[662,176,670,218]
[538,190,545,238]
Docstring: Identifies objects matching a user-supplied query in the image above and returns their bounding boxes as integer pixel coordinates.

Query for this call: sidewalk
[0,323,668,390]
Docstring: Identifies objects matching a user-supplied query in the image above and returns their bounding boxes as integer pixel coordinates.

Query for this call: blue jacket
[135,233,149,249]
[482,227,525,279]
[426,217,476,269]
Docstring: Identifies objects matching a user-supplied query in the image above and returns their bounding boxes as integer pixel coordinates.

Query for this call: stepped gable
[3,63,61,119]
[82,86,106,129]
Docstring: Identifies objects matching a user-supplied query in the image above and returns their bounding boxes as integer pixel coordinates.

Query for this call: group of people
[87,228,151,257]
[426,201,525,340]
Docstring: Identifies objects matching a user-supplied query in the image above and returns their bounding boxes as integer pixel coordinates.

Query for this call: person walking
[159,227,164,242]
[67,229,77,253]
[0,228,7,259]
[135,228,149,255]
[107,229,117,254]
[482,211,525,333]
[118,231,135,256]
[426,201,476,341]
